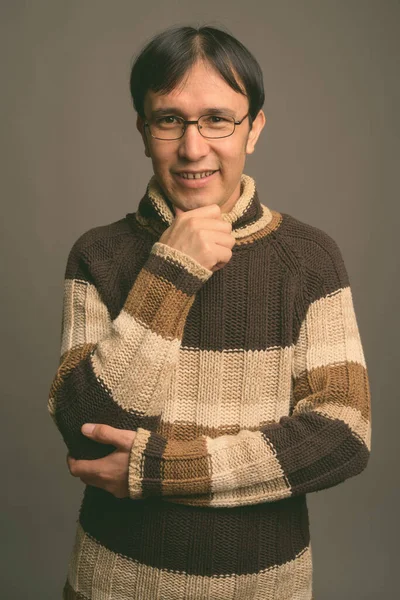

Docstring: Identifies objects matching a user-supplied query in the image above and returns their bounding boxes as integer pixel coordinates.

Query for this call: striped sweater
[48,173,371,600]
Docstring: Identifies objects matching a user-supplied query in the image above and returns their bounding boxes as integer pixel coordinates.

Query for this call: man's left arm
[124,236,372,505]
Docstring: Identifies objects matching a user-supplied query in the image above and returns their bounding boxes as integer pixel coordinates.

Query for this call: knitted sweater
[48,173,371,600]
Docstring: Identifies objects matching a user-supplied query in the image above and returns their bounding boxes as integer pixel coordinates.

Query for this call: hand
[66,424,137,499]
[158,204,235,272]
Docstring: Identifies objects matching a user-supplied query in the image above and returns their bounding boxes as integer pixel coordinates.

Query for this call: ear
[245,110,266,155]
[136,114,151,158]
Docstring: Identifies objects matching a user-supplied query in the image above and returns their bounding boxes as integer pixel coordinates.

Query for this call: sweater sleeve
[47,238,213,460]
[127,233,372,505]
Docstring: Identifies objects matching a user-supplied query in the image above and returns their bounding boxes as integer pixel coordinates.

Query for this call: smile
[174,170,219,188]
[176,170,218,179]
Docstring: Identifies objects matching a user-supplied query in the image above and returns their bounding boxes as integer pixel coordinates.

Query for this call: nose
[177,123,210,161]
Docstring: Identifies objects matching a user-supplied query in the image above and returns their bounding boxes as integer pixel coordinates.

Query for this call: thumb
[81,423,135,449]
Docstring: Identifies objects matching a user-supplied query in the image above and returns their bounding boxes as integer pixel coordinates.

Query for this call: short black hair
[129,25,265,125]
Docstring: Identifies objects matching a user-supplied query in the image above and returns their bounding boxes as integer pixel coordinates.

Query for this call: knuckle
[96,424,107,438]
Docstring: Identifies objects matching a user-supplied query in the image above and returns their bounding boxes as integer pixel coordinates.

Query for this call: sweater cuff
[128,427,211,499]
[151,242,214,281]
[128,427,158,499]
[122,242,213,341]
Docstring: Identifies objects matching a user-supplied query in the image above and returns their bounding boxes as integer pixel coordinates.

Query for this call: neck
[133,173,281,245]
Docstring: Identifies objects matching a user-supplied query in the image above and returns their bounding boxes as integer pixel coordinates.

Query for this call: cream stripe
[90,309,181,413]
[67,523,313,600]
[128,427,152,498]
[313,402,371,451]
[229,204,273,239]
[163,346,294,428]
[91,543,118,599]
[147,176,175,226]
[61,280,112,356]
[221,173,255,224]
[67,520,85,590]
[293,286,366,378]
[207,429,291,496]
[168,476,293,508]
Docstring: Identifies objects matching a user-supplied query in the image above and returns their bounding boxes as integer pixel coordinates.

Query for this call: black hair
[129,25,265,126]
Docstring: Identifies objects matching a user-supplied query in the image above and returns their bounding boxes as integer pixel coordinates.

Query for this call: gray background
[1,1,398,598]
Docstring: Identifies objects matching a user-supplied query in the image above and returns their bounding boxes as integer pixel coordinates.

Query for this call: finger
[81,423,136,450]
[66,453,73,473]
[68,456,103,478]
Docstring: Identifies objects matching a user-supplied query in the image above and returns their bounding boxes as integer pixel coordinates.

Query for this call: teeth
[179,171,215,179]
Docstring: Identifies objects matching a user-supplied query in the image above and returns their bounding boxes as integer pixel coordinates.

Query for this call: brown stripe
[123,269,194,339]
[49,343,95,406]
[161,436,210,495]
[235,208,283,246]
[293,362,371,421]
[145,249,210,293]
[78,485,310,575]
[264,410,369,496]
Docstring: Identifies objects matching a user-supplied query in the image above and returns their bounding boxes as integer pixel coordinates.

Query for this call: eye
[156,116,180,124]
[209,116,229,123]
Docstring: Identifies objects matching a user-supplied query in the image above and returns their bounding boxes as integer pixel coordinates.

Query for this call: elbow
[350,440,370,479]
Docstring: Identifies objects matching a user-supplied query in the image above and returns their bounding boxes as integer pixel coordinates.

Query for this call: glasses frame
[144,112,250,140]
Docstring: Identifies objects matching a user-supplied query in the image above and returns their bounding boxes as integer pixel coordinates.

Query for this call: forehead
[144,60,248,116]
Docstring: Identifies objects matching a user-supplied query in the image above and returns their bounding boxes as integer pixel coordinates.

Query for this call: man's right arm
[48,235,213,461]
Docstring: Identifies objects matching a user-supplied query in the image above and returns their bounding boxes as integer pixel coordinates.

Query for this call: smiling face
[136,60,266,214]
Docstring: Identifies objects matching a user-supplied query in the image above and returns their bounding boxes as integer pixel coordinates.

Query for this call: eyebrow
[151,107,237,118]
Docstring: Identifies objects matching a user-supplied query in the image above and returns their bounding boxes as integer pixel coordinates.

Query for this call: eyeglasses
[144,113,250,140]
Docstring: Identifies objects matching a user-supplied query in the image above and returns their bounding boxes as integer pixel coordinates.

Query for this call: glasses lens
[150,116,184,140]
[199,115,235,138]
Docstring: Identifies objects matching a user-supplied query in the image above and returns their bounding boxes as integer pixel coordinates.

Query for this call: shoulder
[64,217,134,280]
[277,211,350,294]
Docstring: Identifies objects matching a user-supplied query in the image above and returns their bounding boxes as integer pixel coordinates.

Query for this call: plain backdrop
[1,1,399,598]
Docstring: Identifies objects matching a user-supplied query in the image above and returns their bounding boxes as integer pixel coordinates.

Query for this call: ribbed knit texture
[49,173,371,600]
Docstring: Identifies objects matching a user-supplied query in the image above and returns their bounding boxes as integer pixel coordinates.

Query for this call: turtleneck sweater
[48,173,371,600]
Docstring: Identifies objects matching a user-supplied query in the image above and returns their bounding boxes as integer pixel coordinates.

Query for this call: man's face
[136,60,266,214]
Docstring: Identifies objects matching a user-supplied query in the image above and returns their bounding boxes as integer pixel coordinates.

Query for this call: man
[48,24,371,600]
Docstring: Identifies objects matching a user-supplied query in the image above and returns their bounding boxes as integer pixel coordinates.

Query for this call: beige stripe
[167,476,292,507]
[66,523,313,600]
[220,173,255,225]
[128,428,152,499]
[227,203,272,239]
[147,176,176,227]
[160,346,294,430]
[61,280,112,356]
[293,286,366,377]
[206,429,291,496]
[234,209,283,246]
[91,310,181,414]
[67,520,85,591]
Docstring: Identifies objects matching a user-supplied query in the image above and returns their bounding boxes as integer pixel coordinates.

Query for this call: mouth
[174,170,219,187]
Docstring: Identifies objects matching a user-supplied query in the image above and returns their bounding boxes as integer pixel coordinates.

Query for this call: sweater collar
[134,173,276,242]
